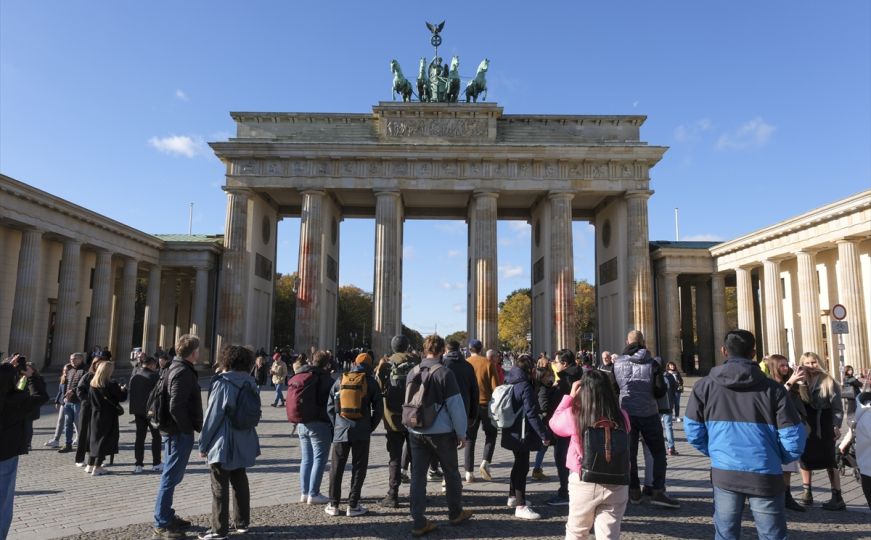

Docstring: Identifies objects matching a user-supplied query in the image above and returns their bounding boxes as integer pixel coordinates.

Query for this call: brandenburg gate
[209,102,667,357]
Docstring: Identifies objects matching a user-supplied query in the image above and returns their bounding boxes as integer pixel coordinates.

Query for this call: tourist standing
[549,371,630,539]
[129,356,162,473]
[405,334,472,537]
[659,362,677,456]
[197,345,260,540]
[270,355,287,407]
[56,353,85,453]
[501,354,550,520]
[548,349,584,507]
[599,351,614,373]
[325,353,383,517]
[251,355,268,392]
[466,339,500,481]
[531,355,558,481]
[74,356,103,468]
[842,365,862,418]
[685,329,806,539]
[796,351,845,510]
[442,339,480,483]
[665,361,683,420]
[152,335,203,539]
[88,361,127,476]
[855,380,871,509]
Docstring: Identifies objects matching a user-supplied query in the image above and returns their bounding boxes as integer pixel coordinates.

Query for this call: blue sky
[2,2,869,336]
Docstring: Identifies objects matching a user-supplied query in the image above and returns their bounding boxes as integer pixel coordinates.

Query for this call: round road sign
[832,304,847,320]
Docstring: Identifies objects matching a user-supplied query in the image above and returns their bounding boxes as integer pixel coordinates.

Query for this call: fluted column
[680,281,694,368]
[216,188,251,354]
[87,249,114,350]
[660,272,681,365]
[175,275,191,342]
[159,271,177,350]
[763,259,786,356]
[372,190,403,357]
[836,240,869,373]
[796,250,825,357]
[8,228,44,358]
[696,277,714,373]
[51,239,82,363]
[143,265,162,355]
[470,191,499,350]
[625,190,656,352]
[295,190,325,354]
[735,267,756,332]
[711,273,727,362]
[190,267,210,338]
[550,191,575,351]
[115,258,138,364]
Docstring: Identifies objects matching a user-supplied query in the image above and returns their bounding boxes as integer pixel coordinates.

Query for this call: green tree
[272,273,297,349]
[498,289,532,351]
[402,324,424,352]
[445,330,468,346]
[575,279,596,350]
[336,285,373,349]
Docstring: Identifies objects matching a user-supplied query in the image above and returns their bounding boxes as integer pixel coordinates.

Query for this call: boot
[822,490,846,511]
[784,492,806,512]
[531,468,546,481]
[799,487,813,506]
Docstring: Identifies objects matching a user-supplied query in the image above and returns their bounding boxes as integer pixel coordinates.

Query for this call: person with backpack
[324,352,383,517]
[496,354,550,520]
[287,350,334,505]
[549,370,631,539]
[404,334,473,537]
[374,335,418,508]
[442,339,480,483]
[129,356,162,473]
[196,345,261,540]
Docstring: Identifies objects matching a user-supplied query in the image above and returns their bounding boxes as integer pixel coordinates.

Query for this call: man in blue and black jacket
[685,329,806,540]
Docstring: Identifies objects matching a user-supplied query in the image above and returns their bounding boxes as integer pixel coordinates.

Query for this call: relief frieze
[383,118,488,139]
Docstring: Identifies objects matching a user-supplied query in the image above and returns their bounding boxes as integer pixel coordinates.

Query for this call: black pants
[329,439,370,507]
[209,464,250,535]
[466,405,497,471]
[385,430,407,497]
[862,474,871,511]
[509,449,531,506]
[134,414,161,466]
[628,414,667,490]
[74,410,90,464]
[409,432,463,529]
[554,436,570,497]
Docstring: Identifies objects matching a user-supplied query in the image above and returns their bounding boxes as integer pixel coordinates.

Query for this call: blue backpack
[226,378,261,430]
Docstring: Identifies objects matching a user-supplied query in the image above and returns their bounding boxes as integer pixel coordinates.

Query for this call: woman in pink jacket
[549,370,630,539]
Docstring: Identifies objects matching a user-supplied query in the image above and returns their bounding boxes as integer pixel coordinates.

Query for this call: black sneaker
[785,493,806,512]
[641,486,654,499]
[629,488,643,505]
[152,527,184,539]
[821,496,846,511]
[546,494,570,506]
[57,445,73,453]
[171,516,192,530]
[649,490,680,509]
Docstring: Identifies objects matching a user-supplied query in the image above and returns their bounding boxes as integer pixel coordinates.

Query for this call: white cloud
[440,281,463,290]
[403,245,416,260]
[499,263,523,279]
[716,117,775,150]
[674,118,712,143]
[147,135,204,158]
[632,100,639,108]
[452,303,465,313]
[175,89,189,101]
[447,249,461,258]
[682,234,725,242]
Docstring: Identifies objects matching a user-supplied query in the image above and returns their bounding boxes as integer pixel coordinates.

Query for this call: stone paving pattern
[10,376,871,540]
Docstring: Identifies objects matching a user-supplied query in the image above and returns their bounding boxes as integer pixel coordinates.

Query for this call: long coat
[500,366,548,452]
[88,381,127,458]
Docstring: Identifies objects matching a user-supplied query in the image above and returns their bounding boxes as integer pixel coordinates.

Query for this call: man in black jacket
[442,340,480,483]
[152,335,203,539]
[57,353,86,453]
[129,356,162,473]
[1,356,49,539]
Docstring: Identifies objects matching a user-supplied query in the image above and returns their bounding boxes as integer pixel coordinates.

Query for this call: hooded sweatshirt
[442,349,479,421]
[684,357,806,497]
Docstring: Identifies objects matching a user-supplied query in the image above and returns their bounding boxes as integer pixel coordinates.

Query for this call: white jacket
[856,392,871,475]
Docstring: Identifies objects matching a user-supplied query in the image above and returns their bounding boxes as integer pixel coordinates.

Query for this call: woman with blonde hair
[764,354,808,512]
[88,361,127,476]
[793,351,844,510]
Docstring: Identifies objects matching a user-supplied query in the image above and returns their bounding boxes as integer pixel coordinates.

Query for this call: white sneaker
[300,493,308,503]
[346,504,368,517]
[152,463,163,472]
[324,503,340,516]
[75,462,85,468]
[44,439,60,448]
[507,496,517,508]
[308,493,330,504]
[133,465,144,474]
[465,471,475,483]
[515,505,541,520]
[479,461,492,481]
[91,466,109,476]
[84,465,94,474]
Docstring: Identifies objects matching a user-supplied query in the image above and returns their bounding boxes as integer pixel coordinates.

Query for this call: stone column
[216,188,250,354]
[114,258,138,364]
[735,266,756,332]
[51,239,82,363]
[87,249,114,350]
[470,191,499,350]
[143,265,161,355]
[550,191,575,351]
[295,190,325,354]
[711,273,727,363]
[159,271,176,350]
[372,190,403,357]
[190,267,210,338]
[763,259,786,356]
[660,272,681,366]
[836,240,869,373]
[680,281,694,370]
[695,277,714,373]
[796,250,825,357]
[175,275,191,341]
[625,190,656,353]
[8,228,43,358]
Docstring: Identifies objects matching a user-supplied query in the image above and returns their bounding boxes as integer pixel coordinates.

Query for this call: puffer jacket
[684,357,806,497]
[855,392,871,474]
[199,371,261,470]
[500,367,548,452]
[612,344,666,418]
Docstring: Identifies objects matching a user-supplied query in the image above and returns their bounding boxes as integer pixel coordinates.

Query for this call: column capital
[374,189,401,199]
[624,189,654,201]
[472,190,499,200]
[61,237,82,247]
[547,190,575,201]
[223,186,253,195]
[299,188,326,197]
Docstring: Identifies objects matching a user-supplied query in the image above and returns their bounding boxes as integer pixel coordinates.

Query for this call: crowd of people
[1,327,870,540]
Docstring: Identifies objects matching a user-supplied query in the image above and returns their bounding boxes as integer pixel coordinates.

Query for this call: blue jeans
[273,383,285,406]
[154,433,194,528]
[661,413,675,450]
[713,486,787,540]
[0,456,18,539]
[62,402,80,445]
[534,446,548,469]
[298,421,331,497]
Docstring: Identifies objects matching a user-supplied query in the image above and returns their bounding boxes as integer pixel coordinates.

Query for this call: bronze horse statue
[446,56,461,103]
[390,59,413,102]
[465,58,489,103]
[417,57,431,102]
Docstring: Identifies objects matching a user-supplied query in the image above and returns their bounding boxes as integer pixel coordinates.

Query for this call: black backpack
[581,417,630,485]
[145,371,169,430]
[227,378,262,430]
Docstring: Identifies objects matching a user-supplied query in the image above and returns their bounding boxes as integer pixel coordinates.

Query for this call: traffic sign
[832,320,849,334]
[831,304,847,320]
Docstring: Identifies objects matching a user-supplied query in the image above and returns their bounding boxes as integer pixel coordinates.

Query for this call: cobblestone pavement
[11,377,871,540]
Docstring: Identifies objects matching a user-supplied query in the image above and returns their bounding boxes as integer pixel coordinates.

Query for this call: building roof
[153,234,224,243]
[649,240,721,250]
